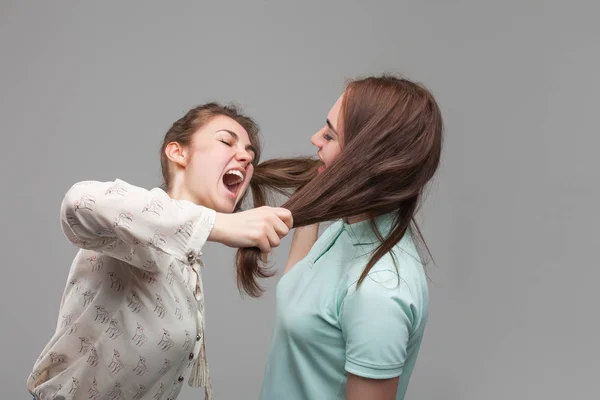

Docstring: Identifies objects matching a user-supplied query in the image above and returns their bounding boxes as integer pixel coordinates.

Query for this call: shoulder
[320,220,344,240]
[342,233,428,308]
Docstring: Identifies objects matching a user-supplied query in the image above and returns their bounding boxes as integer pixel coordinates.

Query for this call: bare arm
[346,374,399,400]
[283,224,318,274]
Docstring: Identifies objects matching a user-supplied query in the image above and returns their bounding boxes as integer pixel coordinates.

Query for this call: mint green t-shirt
[260,214,429,400]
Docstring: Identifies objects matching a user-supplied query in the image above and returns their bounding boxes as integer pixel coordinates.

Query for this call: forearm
[284,224,318,274]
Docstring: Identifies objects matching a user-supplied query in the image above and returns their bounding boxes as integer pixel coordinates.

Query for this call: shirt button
[196,334,201,341]
[178,376,184,382]
[189,352,194,360]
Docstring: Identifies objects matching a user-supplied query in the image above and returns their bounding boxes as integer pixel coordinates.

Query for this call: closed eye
[323,133,333,141]
[219,139,232,146]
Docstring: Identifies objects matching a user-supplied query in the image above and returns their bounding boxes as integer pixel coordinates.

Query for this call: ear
[164,141,188,168]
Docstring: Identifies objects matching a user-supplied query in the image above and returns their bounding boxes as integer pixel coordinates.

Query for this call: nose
[311,130,322,148]
[235,147,253,166]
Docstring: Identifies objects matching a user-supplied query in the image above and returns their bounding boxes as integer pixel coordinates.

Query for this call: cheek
[186,153,222,185]
[246,164,255,180]
[332,145,342,160]
[325,144,342,163]
[197,147,230,169]
[241,165,254,192]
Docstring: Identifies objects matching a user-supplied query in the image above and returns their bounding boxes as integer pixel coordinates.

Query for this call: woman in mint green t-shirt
[241,74,443,400]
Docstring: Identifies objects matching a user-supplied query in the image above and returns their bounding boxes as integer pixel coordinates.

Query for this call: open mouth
[222,169,245,197]
[317,155,326,174]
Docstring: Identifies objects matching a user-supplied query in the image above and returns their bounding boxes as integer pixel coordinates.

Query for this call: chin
[213,200,236,214]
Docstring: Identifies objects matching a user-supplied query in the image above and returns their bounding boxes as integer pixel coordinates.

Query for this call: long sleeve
[60,179,216,271]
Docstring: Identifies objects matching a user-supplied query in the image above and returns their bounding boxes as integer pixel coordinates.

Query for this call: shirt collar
[343,212,397,246]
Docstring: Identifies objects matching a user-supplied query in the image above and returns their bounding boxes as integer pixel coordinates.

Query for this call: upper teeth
[225,170,244,180]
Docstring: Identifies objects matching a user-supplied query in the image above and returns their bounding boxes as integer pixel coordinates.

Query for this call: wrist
[294,223,319,236]
[208,212,228,243]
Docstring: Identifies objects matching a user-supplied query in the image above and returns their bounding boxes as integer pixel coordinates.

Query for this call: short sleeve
[340,269,415,379]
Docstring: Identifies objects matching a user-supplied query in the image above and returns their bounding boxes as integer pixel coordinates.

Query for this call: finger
[272,216,290,238]
[266,227,281,248]
[274,208,293,229]
[257,237,271,254]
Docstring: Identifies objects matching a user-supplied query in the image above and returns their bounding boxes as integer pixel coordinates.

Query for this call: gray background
[1,1,597,399]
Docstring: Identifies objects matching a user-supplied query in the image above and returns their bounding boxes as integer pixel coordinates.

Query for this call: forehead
[327,94,344,128]
[197,114,251,143]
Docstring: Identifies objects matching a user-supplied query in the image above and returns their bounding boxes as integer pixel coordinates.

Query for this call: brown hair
[236,75,443,297]
[160,102,262,211]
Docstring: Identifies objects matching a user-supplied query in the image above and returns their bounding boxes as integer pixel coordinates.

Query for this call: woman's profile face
[311,94,343,173]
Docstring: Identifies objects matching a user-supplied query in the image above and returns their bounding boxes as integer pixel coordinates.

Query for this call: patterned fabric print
[27,179,215,400]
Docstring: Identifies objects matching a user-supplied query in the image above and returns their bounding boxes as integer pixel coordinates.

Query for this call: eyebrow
[326,119,339,135]
[217,129,256,155]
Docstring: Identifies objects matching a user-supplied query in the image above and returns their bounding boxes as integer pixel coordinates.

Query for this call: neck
[167,177,198,205]
[344,214,369,224]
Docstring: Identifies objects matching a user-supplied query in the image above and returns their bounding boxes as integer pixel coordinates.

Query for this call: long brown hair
[236,75,443,297]
[160,102,262,211]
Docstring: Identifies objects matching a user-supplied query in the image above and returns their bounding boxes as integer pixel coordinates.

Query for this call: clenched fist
[209,206,293,253]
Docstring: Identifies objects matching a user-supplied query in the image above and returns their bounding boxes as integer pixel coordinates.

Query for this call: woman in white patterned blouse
[27,103,292,400]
